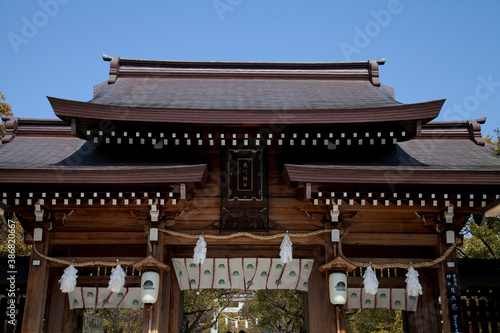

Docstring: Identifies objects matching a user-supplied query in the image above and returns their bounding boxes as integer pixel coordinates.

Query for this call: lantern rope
[32,246,136,267]
[338,233,458,269]
[158,228,330,240]
[32,227,457,270]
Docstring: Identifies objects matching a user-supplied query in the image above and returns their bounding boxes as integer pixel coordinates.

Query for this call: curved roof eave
[48,97,445,126]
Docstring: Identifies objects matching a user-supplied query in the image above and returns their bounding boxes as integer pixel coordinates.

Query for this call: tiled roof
[0,122,207,184]
[89,78,400,110]
[284,139,500,186]
[2,117,498,186]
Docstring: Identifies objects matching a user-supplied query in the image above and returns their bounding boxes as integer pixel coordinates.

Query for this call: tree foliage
[182,289,236,333]
[484,128,500,155]
[460,216,500,259]
[239,290,305,333]
[0,91,14,138]
[0,214,31,257]
[93,308,143,333]
[346,308,403,333]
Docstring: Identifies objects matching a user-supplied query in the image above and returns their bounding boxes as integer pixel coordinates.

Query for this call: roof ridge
[102,55,386,86]
[1,117,72,141]
[420,117,486,146]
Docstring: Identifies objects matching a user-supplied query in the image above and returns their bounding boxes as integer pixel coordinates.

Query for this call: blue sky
[1,0,499,136]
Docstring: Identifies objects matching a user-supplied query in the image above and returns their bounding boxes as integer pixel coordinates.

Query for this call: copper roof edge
[0,164,208,184]
[282,165,500,185]
[48,96,445,125]
[424,117,487,127]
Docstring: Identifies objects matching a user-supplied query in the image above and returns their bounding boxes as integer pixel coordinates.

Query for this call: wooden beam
[343,233,438,247]
[75,276,141,286]
[483,198,500,217]
[50,232,147,245]
[348,277,406,288]
[168,244,319,258]
[346,257,438,267]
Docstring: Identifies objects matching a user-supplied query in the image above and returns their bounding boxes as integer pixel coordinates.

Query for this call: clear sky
[1,0,499,136]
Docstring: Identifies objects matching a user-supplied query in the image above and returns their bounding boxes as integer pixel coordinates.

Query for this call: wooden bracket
[133,255,170,272]
[320,256,357,273]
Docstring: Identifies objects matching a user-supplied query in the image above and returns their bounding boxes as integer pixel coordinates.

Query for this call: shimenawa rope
[32,228,457,270]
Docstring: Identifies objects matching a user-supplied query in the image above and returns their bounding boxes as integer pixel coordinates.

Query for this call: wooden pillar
[46,271,82,332]
[306,243,337,332]
[21,234,50,333]
[168,268,183,333]
[149,233,172,333]
[437,235,464,333]
[404,269,441,333]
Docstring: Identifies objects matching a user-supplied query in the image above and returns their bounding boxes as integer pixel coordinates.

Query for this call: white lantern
[329,272,347,305]
[141,271,160,304]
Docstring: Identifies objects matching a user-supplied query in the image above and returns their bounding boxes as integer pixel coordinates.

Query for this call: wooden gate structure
[1,56,500,332]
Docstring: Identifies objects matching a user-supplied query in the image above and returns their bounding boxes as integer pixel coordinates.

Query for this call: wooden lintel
[75,275,141,286]
[50,232,147,245]
[346,257,437,267]
[343,233,438,247]
[348,276,406,288]
[320,256,357,273]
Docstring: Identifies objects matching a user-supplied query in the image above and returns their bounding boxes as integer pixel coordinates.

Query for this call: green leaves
[484,128,500,155]
[461,216,500,259]
[0,215,31,257]
[0,92,13,139]
[240,290,305,333]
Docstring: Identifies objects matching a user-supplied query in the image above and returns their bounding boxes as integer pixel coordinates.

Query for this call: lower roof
[1,118,498,187]
[284,139,500,186]
[0,137,207,185]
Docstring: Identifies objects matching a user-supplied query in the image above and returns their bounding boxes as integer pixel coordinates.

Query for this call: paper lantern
[141,271,160,304]
[329,272,347,305]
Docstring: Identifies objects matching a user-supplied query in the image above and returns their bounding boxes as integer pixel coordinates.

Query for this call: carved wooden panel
[221,147,268,231]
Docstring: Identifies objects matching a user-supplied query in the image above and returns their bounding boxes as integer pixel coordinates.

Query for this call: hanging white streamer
[280,234,293,263]
[108,264,126,293]
[59,264,78,293]
[363,266,379,295]
[193,235,207,264]
[405,267,423,297]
